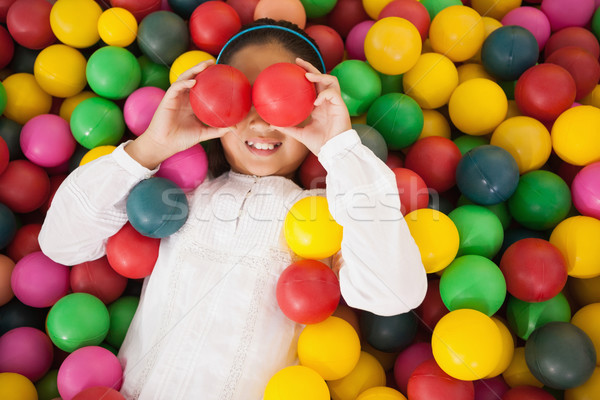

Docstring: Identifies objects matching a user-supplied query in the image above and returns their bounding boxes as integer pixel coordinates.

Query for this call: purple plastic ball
[345,20,375,61]
[155,143,208,192]
[572,161,600,219]
[20,114,76,167]
[123,86,165,136]
[0,327,54,381]
[502,7,551,51]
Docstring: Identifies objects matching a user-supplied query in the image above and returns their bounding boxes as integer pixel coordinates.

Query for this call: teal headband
[216,25,327,74]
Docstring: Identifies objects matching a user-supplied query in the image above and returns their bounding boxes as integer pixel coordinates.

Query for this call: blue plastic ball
[481,25,540,81]
[126,177,189,238]
[0,203,16,249]
[456,145,520,206]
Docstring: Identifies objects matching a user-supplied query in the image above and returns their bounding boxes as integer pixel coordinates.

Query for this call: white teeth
[247,141,278,150]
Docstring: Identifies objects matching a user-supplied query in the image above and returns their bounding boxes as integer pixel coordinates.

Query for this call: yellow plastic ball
[449,78,508,136]
[457,63,494,83]
[80,145,117,166]
[429,5,485,62]
[568,276,600,307]
[403,53,459,109]
[170,50,216,84]
[34,44,87,98]
[264,365,330,400]
[2,73,52,125]
[469,17,504,64]
[491,116,552,174]
[50,0,102,48]
[419,109,451,139]
[59,91,98,122]
[502,347,544,388]
[365,17,422,75]
[432,309,503,381]
[471,0,522,21]
[552,105,600,166]
[485,317,515,378]
[362,0,394,19]
[0,373,38,400]
[363,342,398,372]
[298,316,361,381]
[571,303,600,365]
[565,366,600,400]
[98,7,138,48]
[550,216,600,279]
[580,84,600,108]
[328,351,386,400]
[405,208,459,274]
[284,196,343,259]
[357,386,407,400]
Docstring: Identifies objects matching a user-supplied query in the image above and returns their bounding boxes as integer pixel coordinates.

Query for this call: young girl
[39,19,427,400]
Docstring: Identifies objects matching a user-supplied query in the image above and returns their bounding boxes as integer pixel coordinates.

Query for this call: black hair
[207,18,322,179]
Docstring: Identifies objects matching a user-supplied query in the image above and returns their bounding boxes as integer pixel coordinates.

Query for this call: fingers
[175,59,216,82]
[296,57,321,74]
[314,87,345,107]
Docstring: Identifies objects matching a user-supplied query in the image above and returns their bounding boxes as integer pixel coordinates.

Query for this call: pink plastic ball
[0,327,53,382]
[572,161,600,219]
[541,0,595,32]
[393,342,434,394]
[501,7,551,51]
[11,251,70,308]
[345,20,374,61]
[57,346,123,400]
[155,143,208,192]
[20,114,76,168]
[123,86,165,136]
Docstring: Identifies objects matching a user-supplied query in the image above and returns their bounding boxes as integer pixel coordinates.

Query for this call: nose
[247,108,272,132]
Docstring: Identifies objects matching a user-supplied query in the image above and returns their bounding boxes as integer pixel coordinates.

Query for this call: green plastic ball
[592,6,600,42]
[138,55,170,90]
[376,70,403,95]
[453,135,489,156]
[105,296,139,349]
[353,124,388,162]
[448,205,505,258]
[508,170,571,231]
[421,0,462,19]
[46,293,110,353]
[0,81,6,116]
[137,11,189,66]
[35,369,59,400]
[439,255,507,316]
[457,195,512,230]
[86,46,141,100]
[506,293,571,340]
[331,60,381,116]
[366,93,424,150]
[70,97,125,149]
[300,0,338,18]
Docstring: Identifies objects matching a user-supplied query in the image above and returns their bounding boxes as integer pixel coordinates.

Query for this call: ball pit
[2,0,600,397]
[407,359,474,400]
[360,310,417,353]
[105,296,138,349]
[331,60,381,116]
[86,46,141,100]
[189,1,241,55]
[264,365,329,400]
[0,373,38,400]
[0,326,53,382]
[20,114,76,168]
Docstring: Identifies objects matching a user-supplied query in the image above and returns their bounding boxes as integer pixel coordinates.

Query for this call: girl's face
[220,43,311,178]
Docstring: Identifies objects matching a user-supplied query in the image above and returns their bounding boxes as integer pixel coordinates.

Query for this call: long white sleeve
[318,129,427,316]
[39,143,157,266]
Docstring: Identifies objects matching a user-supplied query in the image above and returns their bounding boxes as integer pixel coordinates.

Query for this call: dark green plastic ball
[506,293,571,340]
[137,11,189,66]
[353,124,388,162]
[360,310,417,353]
[105,296,139,349]
[366,93,423,150]
[138,55,170,90]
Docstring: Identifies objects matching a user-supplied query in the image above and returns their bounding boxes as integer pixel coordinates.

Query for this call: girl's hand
[275,58,352,156]
[125,59,228,169]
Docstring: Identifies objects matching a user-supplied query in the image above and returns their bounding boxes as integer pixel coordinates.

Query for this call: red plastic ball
[189,64,251,128]
[0,0,17,23]
[70,256,128,304]
[499,238,568,303]
[40,174,67,214]
[106,222,160,279]
[392,167,429,215]
[544,27,600,60]
[379,0,431,41]
[515,63,576,123]
[226,0,259,25]
[545,46,600,100]
[555,160,583,187]
[276,259,340,325]
[0,137,8,175]
[386,152,404,169]
[393,342,434,394]
[0,25,14,69]
[72,386,126,400]
[252,63,316,127]
[502,386,555,400]
[473,376,510,400]
[0,160,50,214]
[415,278,448,332]
[404,136,462,193]
[189,1,241,56]
[299,152,327,189]
[326,0,370,38]
[6,0,55,49]
[110,0,161,22]
[408,359,475,400]
[305,25,344,72]
[6,223,41,262]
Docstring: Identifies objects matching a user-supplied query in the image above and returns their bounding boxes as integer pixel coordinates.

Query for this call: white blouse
[39,129,427,400]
